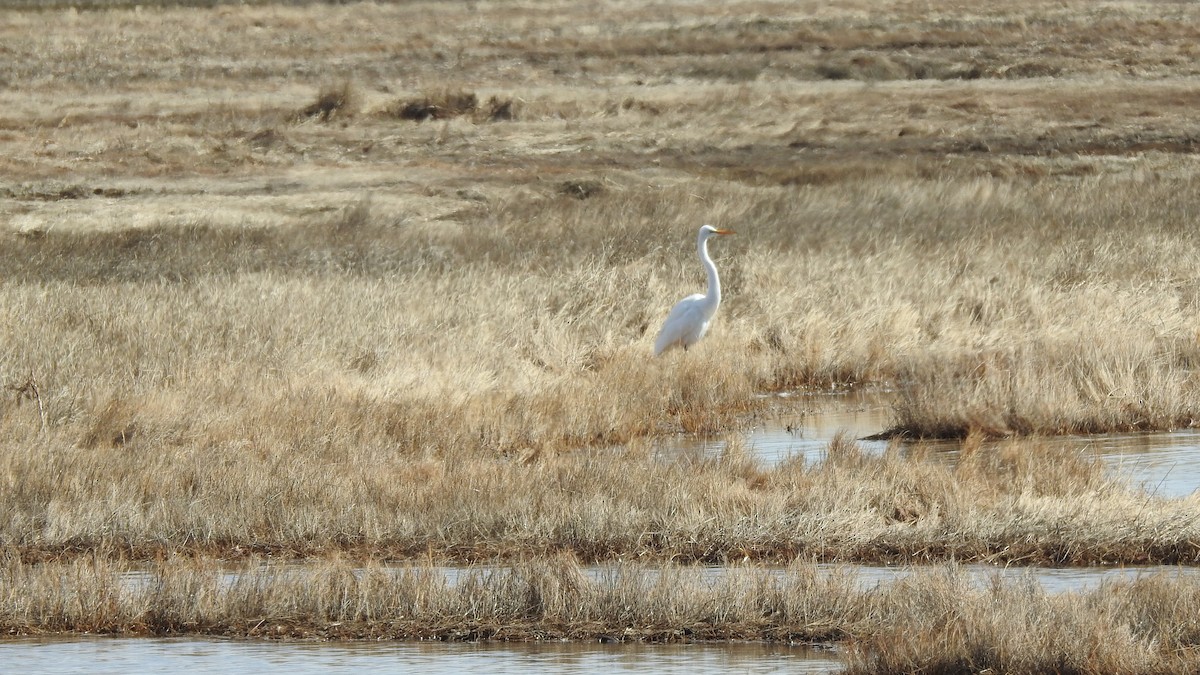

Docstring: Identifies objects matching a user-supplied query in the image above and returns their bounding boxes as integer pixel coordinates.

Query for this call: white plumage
[653,224,735,356]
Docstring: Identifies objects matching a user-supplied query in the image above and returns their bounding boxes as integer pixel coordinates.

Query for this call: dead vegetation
[3,553,1199,673]
[389,90,478,121]
[4,430,1197,566]
[298,81,355,122]
[0,0,1199,658]
[843,567,1200,674]
[384,90,515,123]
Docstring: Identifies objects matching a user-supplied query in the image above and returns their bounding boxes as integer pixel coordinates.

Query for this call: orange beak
[714,228,735,235]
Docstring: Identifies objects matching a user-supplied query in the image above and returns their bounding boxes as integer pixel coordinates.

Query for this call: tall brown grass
[4,428,1197,565]
[845,567,1200,674]
[3,553,1199,673]
[4,176,1200,456]
[0,553,864,641]
[0,2,1199,660]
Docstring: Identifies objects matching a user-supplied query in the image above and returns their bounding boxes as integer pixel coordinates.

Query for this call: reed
[845,567,1200,675]
[3,553,1199,674]
[4,431,1198,565]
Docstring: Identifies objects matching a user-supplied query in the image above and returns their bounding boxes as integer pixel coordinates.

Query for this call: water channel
[0,637,845,674]
[666,389,1200,498]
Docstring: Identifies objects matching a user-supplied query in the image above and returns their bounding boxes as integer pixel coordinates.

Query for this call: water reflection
[1077,429,1200,497]
[665,390,1200,497]
[585,561,1200,594]
[0,637,844,675]
[601,562,1199,594]
[892,563,1200,594]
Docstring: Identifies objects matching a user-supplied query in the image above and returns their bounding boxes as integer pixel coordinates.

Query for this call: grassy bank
[6,433,1199,565]
[3,554,1199,673]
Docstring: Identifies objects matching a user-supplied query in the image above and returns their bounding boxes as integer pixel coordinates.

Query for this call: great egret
[653,224,735,356]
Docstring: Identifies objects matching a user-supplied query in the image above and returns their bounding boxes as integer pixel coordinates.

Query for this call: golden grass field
[2,0,1200,669]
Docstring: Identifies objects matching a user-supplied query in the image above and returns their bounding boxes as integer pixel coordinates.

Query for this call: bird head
[699,224,736,238]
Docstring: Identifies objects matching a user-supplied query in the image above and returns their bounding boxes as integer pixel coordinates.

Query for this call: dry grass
[298,81,356,122]
[383,90,518,123]
[2,553,1199,673]
[4,432,1198,566]
[1,0,1200,655]
[844,566,1200,674]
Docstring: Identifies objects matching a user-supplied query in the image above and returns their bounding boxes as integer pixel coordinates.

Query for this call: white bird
[653,224,736,356]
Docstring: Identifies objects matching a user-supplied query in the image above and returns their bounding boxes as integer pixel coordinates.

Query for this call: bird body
[653,225,735,356]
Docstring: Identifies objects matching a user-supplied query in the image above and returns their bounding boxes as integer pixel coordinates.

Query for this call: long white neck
[697,231,721,312]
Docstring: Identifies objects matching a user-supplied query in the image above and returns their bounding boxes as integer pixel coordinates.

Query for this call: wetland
[2,0,1200,671]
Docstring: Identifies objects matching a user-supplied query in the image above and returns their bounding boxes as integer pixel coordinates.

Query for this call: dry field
[2,0,1200,666]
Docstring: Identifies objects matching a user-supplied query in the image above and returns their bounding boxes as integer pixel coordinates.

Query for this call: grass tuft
[299,81,355,122]
[390,90,479,121]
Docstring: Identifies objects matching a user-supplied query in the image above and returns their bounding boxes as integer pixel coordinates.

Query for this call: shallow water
[872,563,1200,594]
[118,561,1200,598]
[0,638,844,675]
[667,390,1200,497]
[597,562,1200,595]
[1077,429,1200,497]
